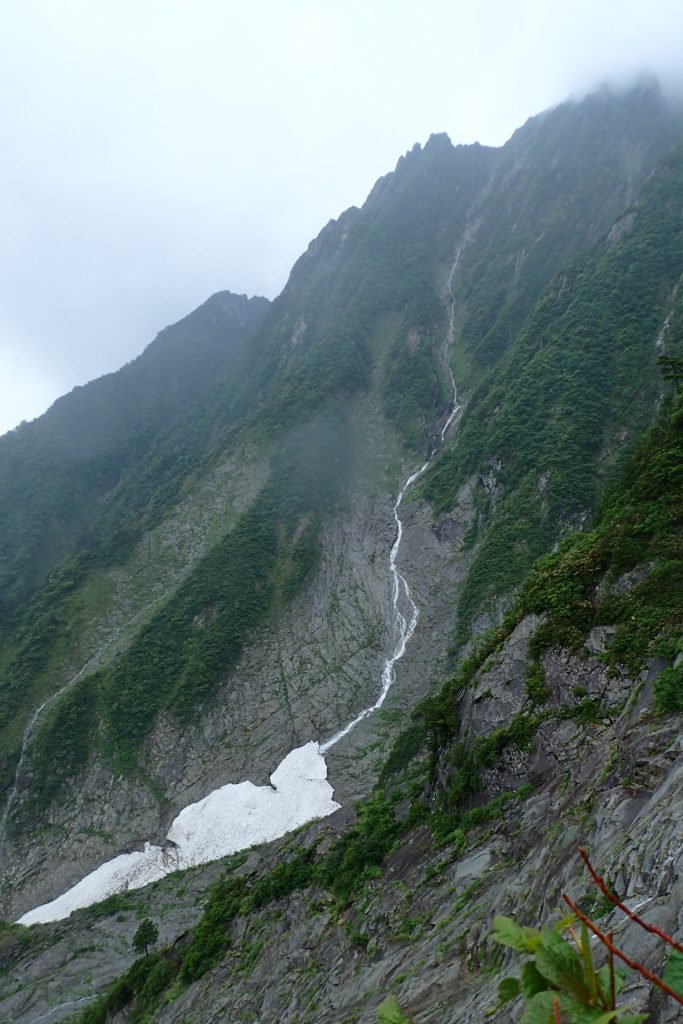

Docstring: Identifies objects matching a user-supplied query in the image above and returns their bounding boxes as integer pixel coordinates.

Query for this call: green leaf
[521,961,551,998]
[485,976,521,1015]
[596,964,625,998]
[615,1016,648,1023]
[580,922,599,1002]
[535,928,592,1002]
[565,1006,616,1024]
[492,915,541,953]
[521,991,561,1024]
[522,992,620,1024]
[377,995,407,1024]
[662,949,683,998]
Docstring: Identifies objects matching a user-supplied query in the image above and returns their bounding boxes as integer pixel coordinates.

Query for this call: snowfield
[17,742,339,925]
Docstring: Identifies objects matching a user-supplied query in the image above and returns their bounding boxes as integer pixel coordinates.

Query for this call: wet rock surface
[2,611,682,1024]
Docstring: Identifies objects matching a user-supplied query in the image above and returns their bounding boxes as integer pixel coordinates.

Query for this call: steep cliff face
[1,82,683,1024]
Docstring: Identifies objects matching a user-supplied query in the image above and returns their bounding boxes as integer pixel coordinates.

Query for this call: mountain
[0,79,682,1023]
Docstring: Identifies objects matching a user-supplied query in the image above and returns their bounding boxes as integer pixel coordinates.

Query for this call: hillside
[0,80,682,1023]
[2,326,681,1024]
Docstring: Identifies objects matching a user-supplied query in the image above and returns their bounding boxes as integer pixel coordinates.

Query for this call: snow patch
[17,742,338,926]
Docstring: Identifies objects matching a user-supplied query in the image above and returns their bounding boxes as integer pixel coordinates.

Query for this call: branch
[563,896,683,1007]
[578,848,683,955]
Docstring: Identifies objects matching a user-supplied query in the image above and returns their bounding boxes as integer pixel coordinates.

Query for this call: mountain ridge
[0,80,682,1023]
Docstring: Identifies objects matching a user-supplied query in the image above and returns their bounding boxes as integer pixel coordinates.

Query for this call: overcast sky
[2,0,683,436]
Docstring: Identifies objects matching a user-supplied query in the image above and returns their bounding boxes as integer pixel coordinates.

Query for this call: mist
[2,0,683,435]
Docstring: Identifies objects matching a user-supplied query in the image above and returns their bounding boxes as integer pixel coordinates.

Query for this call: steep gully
[16,251,464,926]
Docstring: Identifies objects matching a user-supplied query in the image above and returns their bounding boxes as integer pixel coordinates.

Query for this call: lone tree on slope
[132,917,159,957]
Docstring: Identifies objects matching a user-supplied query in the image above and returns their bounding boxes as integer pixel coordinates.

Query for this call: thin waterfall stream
[321,249,462,753]
[15,251,463,925]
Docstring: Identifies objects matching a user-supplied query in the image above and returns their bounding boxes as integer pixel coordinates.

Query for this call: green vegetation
[73,370,683,1020]
[27,412,354,786]
[420,143,683,648]
[132,918,159,957]
[24,674,100,813]
[521,386,683,675]
[380,375,683,843]
[0,293,270,609]
[488,914,649,1022]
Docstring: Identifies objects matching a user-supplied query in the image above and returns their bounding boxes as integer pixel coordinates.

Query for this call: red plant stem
[578,848,683,955]
[563,896,683,1006]
[552,995,562,1023]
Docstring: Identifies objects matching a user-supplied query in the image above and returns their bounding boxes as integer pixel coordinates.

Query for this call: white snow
[16,741,339,925]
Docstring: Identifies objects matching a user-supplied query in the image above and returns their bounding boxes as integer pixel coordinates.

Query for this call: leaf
[615,1017,648,1023]
[596,964,625,998]
[535,928,592,1002]
[521,961,551,998]
[555,910,578,932]
[492,915,541,952]
[564,1006,617,1024]
[521,991,565,1024]
[579,922,599,1003]
[522,992,620,1024]
[521,991,558,1024]
[377,995,407,1024]
[662,949,683,998]
[485,976,521,1015]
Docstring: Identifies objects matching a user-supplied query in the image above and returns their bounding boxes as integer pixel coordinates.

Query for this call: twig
[563,896,683,1006]
[578,848,683,955]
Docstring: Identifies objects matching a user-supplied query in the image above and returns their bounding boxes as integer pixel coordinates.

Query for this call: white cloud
[0,339,65,437]
[1,0,682,432]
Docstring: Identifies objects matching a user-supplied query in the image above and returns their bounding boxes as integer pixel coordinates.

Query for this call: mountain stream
[16,253,463,926]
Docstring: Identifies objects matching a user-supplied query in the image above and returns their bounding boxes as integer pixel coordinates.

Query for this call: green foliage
[378,994,410,1023]
[132,918,159,956]
[526,661,551,705]
[661,950,683,999]
[102,412,353,765]
[654,665,683,713]
[379,722,427,783]
[420,143,683,644]
[0,294,270,608]
[181,848,315,983]
[16,411,356,803]
[26,674,100,812]
[79,952,175,1024]
[488,916,645,1023]
[520,392,683,677]
[318,793,402,902]
[382,323,447,449]
[432,712,540,819]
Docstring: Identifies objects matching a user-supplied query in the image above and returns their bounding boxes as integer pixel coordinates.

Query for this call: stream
[15,251,463,926]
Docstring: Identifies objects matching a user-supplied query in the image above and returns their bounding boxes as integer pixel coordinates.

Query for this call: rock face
[0,394,480,919]
[2,625,681,1024]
